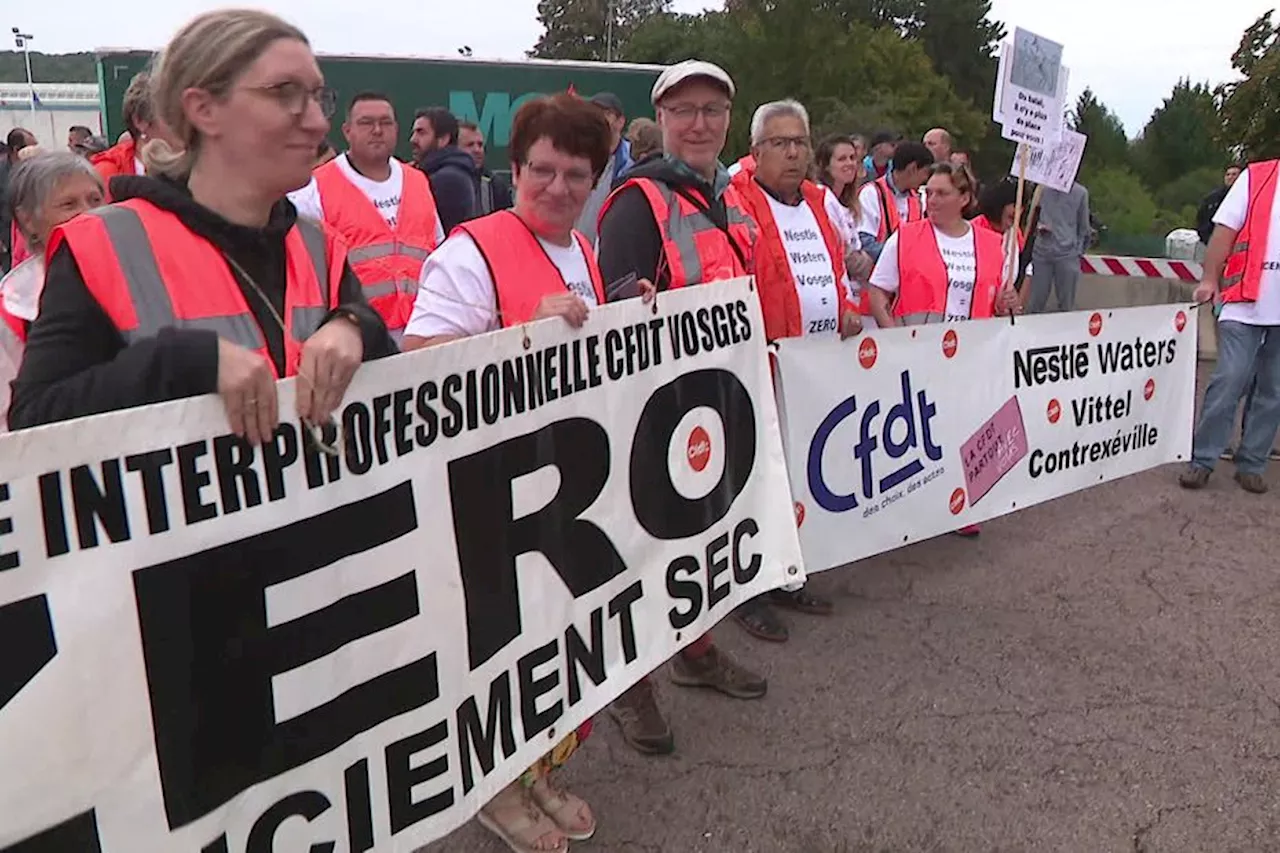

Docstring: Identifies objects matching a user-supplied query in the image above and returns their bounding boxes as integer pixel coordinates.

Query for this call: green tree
[0,51,96,84]
[625,0,987,160]
[1217,11,1280,159]
[530,0,672,61]
[1070,88,1129,174]
[1131,79,1226,189]
[912,0,1004,108]
[1087,166,1160,235]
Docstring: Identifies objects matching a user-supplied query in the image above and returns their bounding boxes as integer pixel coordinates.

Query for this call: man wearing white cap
[597,59,766,759]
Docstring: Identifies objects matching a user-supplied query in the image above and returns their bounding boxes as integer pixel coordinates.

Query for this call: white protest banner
[1000,27,1066,149]
[774,305,1197,573]
[1010,129,1088,193]
[0,277,802,852]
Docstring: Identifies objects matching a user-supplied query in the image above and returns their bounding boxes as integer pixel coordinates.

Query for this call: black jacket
[418,145,479,234]
[1196,184,1230,245]
[597,157,736,294]
[478,168,514,215]
[9,175,397,430]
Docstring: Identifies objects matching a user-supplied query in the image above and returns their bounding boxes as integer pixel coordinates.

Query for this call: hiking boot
[477,782,568,853]
[770,586,834,616]
[732,596,789,641]
[1221,446,1237,461]
[1179,464,1211,489]
[670,645,768,699]
[1269,448,1280,462]
[529,774,596,840]
[954,524,982,537]
[1235,471,1269,494]
[607,679,674,755]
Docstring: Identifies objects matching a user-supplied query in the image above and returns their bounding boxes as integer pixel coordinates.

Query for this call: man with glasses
[597,59,767,759]
[728,99,854,641]
[291,91,443,340]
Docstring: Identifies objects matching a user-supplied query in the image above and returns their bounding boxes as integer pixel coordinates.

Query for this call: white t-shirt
[1213,170,1280,325]
[404,231,598,339]
[288,156,445,245]
[869,224,978,322]
[133,157,145,176]
[821,186,862,254]
[858,179,913,241]
[765,193,842,336]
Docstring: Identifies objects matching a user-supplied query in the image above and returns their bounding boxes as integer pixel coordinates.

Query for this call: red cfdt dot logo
[1089,312,1104,337]
[942,329,959,359]
[1144,378,1156,401]
[1047,399,1062,424]
[687,426,711,472]
[794,502,806,528]
[858,337,879,369]
[949,488,967,516]
[1175,311,1187,332]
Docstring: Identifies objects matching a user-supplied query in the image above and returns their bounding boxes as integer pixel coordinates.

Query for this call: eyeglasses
[661,103,731,123]
[522,161,595,190]
[761,136,811,152]
[353,117,396,131]
[243,82,337,119]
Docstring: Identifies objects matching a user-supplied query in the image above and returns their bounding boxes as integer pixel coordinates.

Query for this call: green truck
[95,50,664,167]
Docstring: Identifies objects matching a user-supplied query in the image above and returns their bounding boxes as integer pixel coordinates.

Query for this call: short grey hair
[750,100,810,146]
[7,151,104,245]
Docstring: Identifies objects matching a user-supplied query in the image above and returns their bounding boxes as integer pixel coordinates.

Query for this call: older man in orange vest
[290,91,443,340]
[730,97,859,641]
[597,59,766,760]
[1180,158,1280,494]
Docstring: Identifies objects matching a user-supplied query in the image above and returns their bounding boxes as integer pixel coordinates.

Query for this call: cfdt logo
[687,426,711,472]
[1144,378,1156,401]
[949,488,966,515]
[1046,399,1061,424]
[858,337,878,369]
[1089,312,1104,337]
[1175,311,1187,332]
[942,329,958,359]
[806,370,943,512]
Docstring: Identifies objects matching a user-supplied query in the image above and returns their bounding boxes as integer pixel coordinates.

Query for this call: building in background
[0,83,100,148]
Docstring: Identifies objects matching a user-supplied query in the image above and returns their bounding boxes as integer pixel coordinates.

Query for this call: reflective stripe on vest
[313,159,439,329]
[456,210,606,327]
[892,220,1002,323]
[873,177,922,243]
[1222,160,1279,302]
[50,199,340,378]
[602,177,756,289]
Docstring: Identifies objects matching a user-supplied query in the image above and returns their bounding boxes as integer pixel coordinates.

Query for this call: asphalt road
[423,367,1280,853]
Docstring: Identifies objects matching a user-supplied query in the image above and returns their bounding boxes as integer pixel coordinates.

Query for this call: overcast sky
[9,0,1269,135]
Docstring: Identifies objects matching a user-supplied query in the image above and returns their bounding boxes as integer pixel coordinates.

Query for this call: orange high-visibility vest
[732,174,850,341]
[47,199,345,378]
[871,175,923,242]
[599,176,757,289]
[1222,159,1279,304]
[313,158,439,331]
[971,213,1025,251]
[456,210,605,327]
[893,219,1002,325]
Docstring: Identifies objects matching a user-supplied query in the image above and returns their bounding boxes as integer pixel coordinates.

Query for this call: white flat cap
[651,60,735,105]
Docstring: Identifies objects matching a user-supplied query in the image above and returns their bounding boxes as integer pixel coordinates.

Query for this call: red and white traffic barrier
[1079,255,1202,282]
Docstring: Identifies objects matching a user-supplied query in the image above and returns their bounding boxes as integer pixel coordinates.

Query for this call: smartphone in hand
[606,271,640,302]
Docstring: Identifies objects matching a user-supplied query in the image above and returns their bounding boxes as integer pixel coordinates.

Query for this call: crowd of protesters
[0,9,1274,853]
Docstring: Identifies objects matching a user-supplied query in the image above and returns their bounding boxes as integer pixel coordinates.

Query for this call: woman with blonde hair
[10,8,395,433]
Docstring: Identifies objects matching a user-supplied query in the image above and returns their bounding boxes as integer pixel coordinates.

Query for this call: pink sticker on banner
[961,396,1028,505]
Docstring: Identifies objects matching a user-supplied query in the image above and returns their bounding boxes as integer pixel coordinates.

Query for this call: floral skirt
[516,718,593,786]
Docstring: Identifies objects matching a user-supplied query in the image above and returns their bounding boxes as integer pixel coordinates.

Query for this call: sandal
[732,597,789,642]
[530,773,597,840]
[476,782,569,853]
